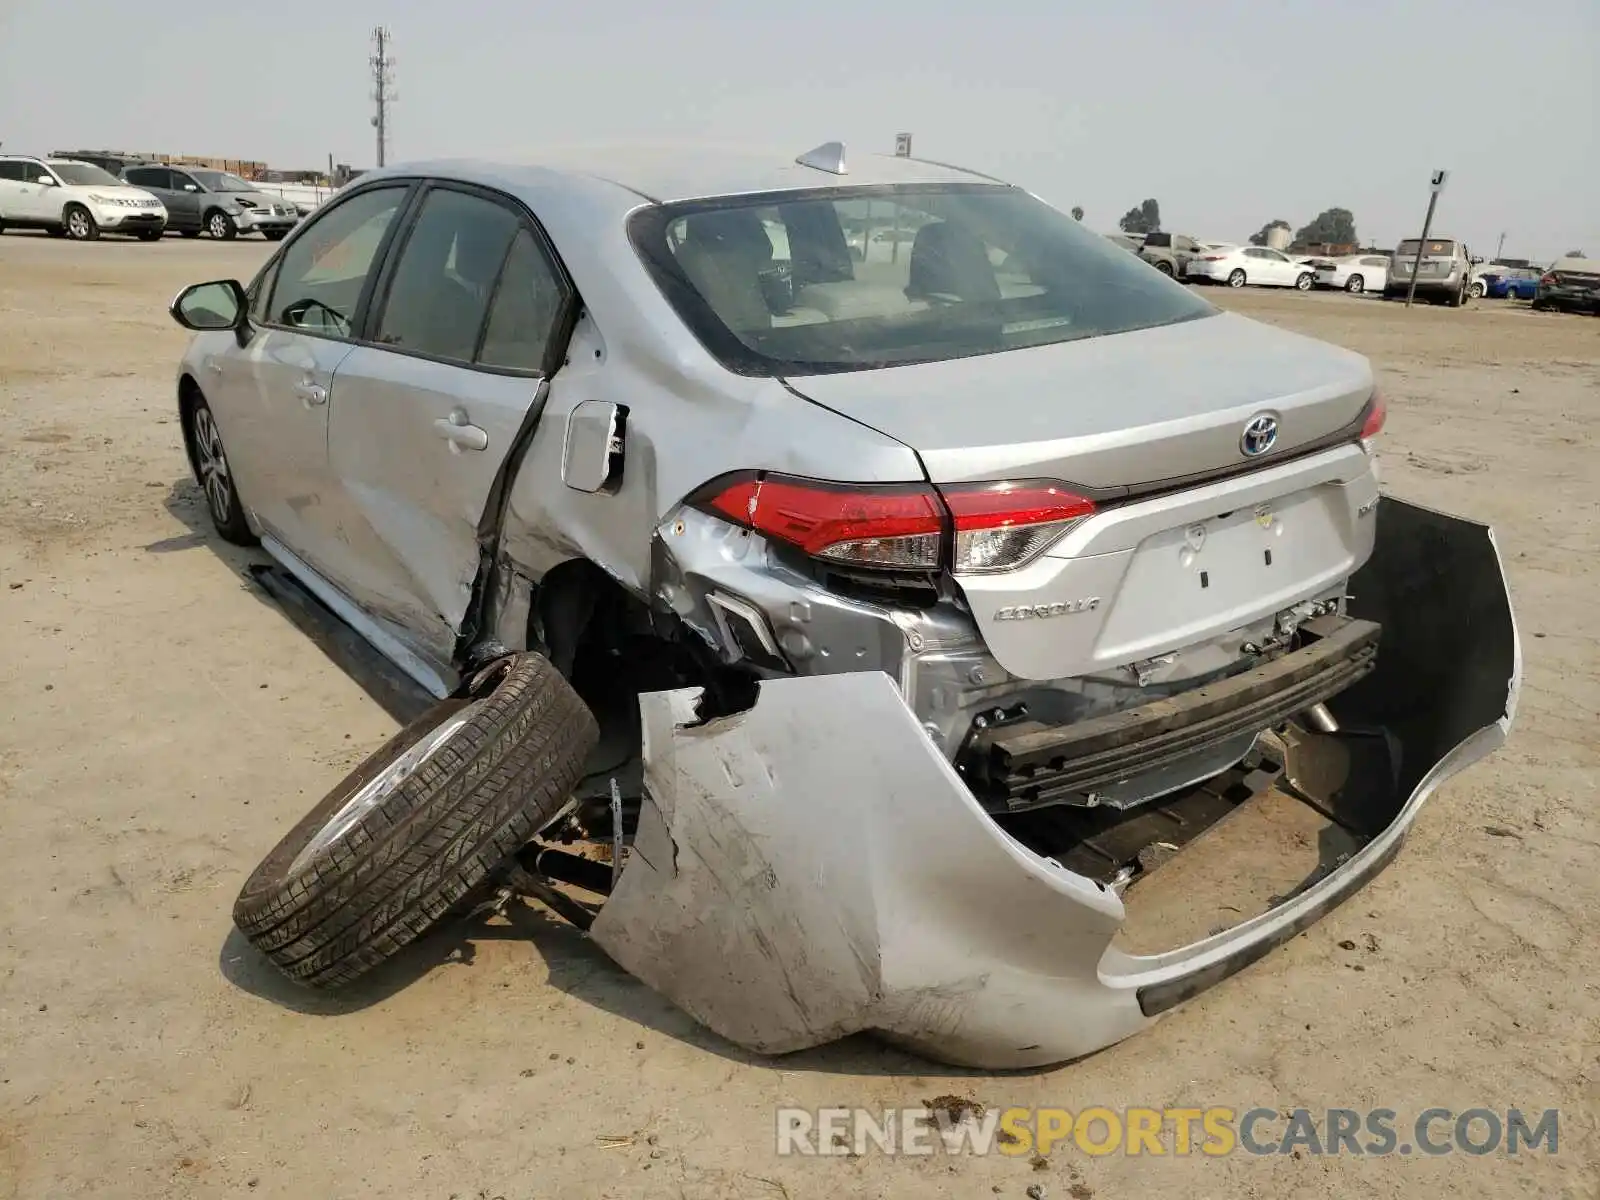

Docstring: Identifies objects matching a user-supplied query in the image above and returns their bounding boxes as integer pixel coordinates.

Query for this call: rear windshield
[1395,239,1456,257]
[629,184,1216,376]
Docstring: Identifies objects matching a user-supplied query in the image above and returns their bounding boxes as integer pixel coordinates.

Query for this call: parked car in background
[1384,238,1476,306]
[1480,267,1541,301]
[1534,256,1600,313]
[0,155,167,240]
[120,164,299,240]
[1185,244,1315,289]
[1314,254,1390,294]
[1137,231,1206,278]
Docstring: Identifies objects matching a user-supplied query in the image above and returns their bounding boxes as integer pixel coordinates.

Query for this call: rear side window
[630,184,1215,376]
[476,229,568,373]
[0,161,26,181]
[126,167,170,188]
[374,188,522,363]
[265,185,405,336]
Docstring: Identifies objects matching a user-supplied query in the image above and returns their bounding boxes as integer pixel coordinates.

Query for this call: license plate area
[1095,486,1355,662]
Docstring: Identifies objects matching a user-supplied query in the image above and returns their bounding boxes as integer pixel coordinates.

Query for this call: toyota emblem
[1240,413,1279,457]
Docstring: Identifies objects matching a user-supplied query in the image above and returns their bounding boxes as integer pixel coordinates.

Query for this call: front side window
[374,188,522,363]
[266,185,405,336]
[631,185,1215,376]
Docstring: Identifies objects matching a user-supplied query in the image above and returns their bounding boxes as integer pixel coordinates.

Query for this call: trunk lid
[784,311,1373,489]
[787,313,1380,682]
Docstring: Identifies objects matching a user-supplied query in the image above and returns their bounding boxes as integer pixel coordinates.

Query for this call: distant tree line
[1250,209,1358,247]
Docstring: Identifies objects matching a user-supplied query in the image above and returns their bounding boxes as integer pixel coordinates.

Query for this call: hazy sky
[2,0,1595,260]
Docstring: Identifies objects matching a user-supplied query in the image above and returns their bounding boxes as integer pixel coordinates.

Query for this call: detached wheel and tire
[63,205,99,241]
[232,654,599,988]
[1345,274,1365,294]
[1227,269,1247,288]
[206,209,238,240]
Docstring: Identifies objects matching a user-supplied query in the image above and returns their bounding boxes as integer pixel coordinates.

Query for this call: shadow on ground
[217,897,1014,1077]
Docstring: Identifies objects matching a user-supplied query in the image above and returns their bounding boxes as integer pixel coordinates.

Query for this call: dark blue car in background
[1481,267,1542,300]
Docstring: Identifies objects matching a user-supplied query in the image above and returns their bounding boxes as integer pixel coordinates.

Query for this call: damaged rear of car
[192,148,1518,1069]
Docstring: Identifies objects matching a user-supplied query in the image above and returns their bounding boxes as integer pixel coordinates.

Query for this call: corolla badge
[1240,413,1280,457]
[994,598,1101,620]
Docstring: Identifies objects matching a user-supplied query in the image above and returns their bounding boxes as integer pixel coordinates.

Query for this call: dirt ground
[1,231,1595,1200]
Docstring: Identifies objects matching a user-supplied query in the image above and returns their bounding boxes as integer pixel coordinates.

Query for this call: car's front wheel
[1345,274,1365,294]
[232,653,599,988]
[1295,272,1314,291]
[184,392,256,545]
[63,205,99,241]
[1469,280,1486,299]
[1227,268,1247,288]
[206,209,237,240]
[1153,260,1174,276]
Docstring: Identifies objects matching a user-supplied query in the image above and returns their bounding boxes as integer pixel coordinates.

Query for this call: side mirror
[170,279,248,334]
[1470,256,1485,265]
[562,400,628,494]
[35,175,56,186]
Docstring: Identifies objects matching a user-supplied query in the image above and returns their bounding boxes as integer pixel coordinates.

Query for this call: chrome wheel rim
[286,704,482,877]
[193,406,233,523]
[209,214,228,238]
[1347,276,1363,293]
[68,211,89,238]
[1297,274,1312,290]
[1228,271,1245,287]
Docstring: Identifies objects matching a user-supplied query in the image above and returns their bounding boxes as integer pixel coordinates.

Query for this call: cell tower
[370,26,396,168]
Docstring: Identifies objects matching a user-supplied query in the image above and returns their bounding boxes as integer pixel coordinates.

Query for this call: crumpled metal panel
[590,498,1520,1068]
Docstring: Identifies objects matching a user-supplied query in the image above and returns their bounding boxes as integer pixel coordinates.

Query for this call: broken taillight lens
[939,480,1097,573]
[690,473,1097,574]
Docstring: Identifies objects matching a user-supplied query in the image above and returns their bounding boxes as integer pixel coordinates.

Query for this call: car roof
[371,144,1007,204]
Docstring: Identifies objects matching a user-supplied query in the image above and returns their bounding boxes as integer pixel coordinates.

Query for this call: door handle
[294,381,328,408]
[433,407,488,453]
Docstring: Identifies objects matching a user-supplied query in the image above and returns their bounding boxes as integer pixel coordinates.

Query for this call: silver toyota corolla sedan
[168,142,1518,1069]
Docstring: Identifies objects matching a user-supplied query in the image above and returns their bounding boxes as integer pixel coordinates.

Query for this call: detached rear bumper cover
[590,498,1520,1069]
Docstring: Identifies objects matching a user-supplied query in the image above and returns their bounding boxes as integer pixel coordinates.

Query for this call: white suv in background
[0,156,168,241]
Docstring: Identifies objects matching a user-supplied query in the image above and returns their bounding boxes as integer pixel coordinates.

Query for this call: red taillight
[690,473,1097,574]
[1360,389,1387,444]
[695,474,946,568]
[940,480,1097,573]
[1200,254,1225,261]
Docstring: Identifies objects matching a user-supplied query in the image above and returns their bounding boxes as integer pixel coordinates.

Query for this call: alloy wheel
[193,406,233,524]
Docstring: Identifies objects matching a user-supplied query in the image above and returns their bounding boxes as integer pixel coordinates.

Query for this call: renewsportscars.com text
[776,1105,1559,1158]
